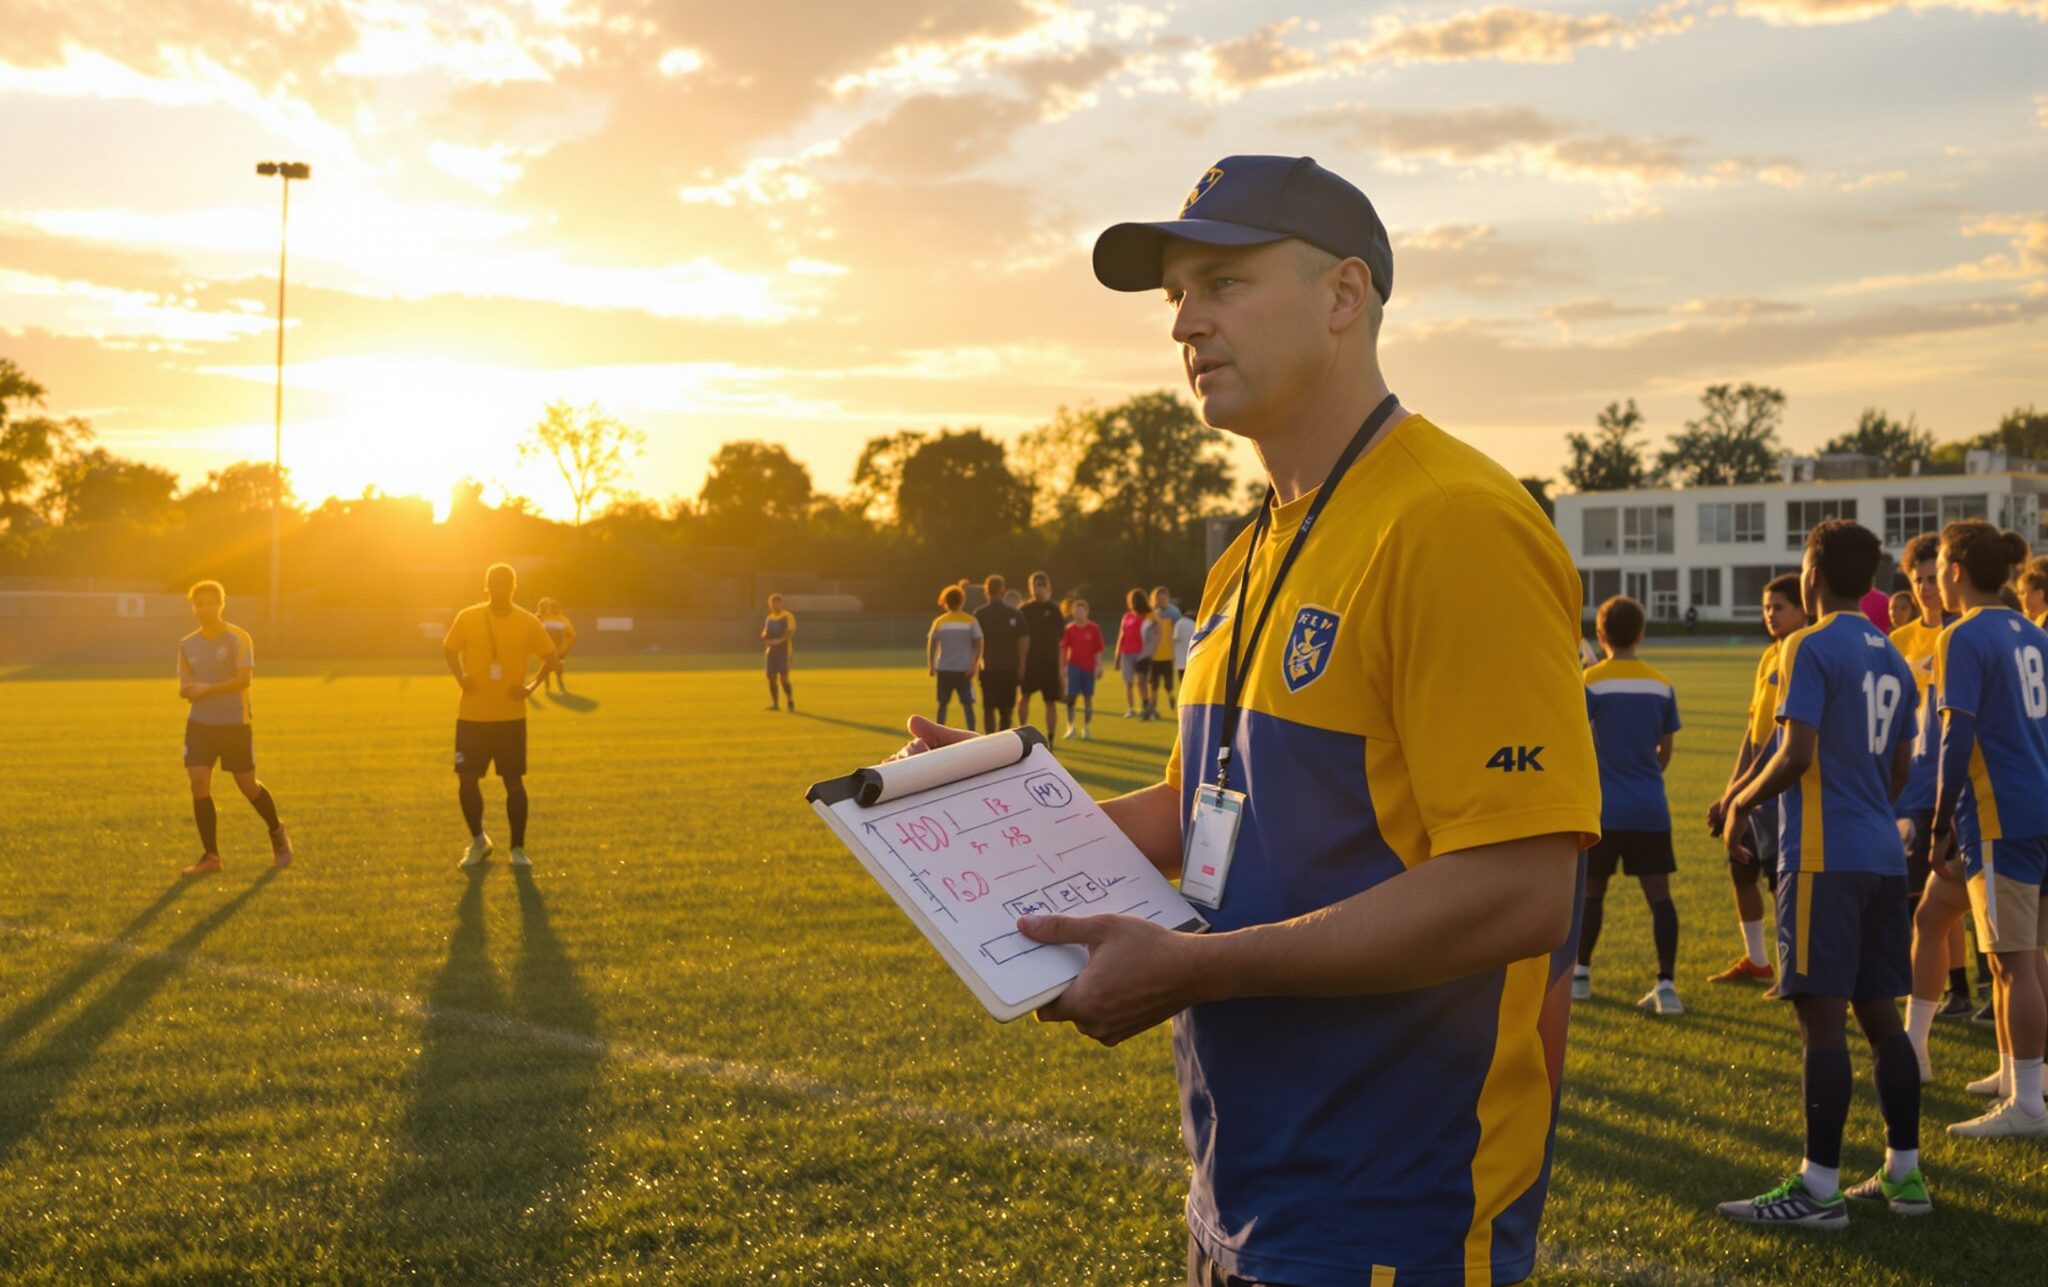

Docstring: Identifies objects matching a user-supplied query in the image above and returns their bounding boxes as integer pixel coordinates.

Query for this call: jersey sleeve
[1935,627,1980,717]
[1372,491,1602,855]
[1745,650,1777,748]
[1166,732,1184,790]
[1777,630,1825,729]
[234,628,254,670]
[440,609,466,654]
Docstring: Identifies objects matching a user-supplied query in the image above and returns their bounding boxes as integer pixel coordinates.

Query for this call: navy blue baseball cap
[1093,155,1393,302]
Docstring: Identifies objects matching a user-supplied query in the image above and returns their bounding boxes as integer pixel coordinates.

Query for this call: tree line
[0,357,1239,614]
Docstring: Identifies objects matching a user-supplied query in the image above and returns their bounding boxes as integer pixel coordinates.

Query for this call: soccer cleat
[1936,992,1974,1019]
[270,826,294,869]
[1947,1098,2048,1139]
[1571,968,1591,1001]
[1708,956,1774,984]
[1638,980,1685,1016]
[460,835,492,869]
[1845,1167,1932,1216]
[182,854,222,877]
[1966,1069,2005,1097]
[1716,1174,1848,1228]
[1122,709,1135,719]
[509,847,531,868]
[1063,723,1075,738]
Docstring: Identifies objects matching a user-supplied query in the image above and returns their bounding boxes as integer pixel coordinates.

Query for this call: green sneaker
[1716,1174,1848,1228]
[1845,1166,1932,1216]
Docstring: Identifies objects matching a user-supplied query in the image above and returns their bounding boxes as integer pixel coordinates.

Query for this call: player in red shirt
[1061,597,1107,740]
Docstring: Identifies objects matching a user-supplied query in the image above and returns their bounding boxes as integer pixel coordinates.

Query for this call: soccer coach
[904,156,1599,1286]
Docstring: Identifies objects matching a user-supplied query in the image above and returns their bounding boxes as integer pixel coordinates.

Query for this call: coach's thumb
[906,714,977,749]
[1018,914,1106,947]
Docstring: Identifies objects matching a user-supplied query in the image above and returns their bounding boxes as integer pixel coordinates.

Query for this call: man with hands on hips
[893,156,1600,1287]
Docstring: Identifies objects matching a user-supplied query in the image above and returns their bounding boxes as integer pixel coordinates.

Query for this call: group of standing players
[1575,515,2048,1230]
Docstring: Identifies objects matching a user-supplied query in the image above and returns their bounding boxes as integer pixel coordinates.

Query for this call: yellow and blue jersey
[1888,616,1948,814]
[1165,415,1600,1287]
[1772,613,1917,875]
[179,624,255,725]
[763,609,794,651]
[1935,606,2048,842]
[1584,658,1680,832]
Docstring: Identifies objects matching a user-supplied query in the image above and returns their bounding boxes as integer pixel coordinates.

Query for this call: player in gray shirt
[177,580,292,875]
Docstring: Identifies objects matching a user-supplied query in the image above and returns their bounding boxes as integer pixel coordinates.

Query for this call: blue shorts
[1775,870,1912,1001]
[1065,664,1096,699]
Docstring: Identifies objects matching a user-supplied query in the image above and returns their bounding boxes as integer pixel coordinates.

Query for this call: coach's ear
[889,715,979,761]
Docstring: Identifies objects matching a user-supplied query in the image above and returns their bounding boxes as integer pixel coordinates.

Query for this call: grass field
[2,646,2044,1285]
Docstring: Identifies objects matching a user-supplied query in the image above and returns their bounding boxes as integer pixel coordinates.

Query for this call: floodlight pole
[255,160,309,641]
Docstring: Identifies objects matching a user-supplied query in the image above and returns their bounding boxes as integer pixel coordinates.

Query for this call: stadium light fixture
[253,161,310,639]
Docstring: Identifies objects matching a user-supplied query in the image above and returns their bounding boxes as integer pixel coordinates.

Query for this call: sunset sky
[2,0,2043,520]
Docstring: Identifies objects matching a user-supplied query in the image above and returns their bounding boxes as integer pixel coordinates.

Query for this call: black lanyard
[1216,393,1400,791]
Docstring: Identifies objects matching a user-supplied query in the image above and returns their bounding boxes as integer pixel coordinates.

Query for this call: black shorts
[1900,808,1935,893]
[981,670,1019,709]
[454,719,527,778]
[1147,658,1176,682]
[184,721,254,773]
[1020,667,1060,703]
[1736,806,1782,892]
[1588,828,1677,878]
[1776,870,1912,1001]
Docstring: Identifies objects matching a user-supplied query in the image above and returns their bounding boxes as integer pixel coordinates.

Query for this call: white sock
[2016,1059,2045,1115]
[1741,919,1768,967]
[1905,997,1938,1077]
[1798,1158,1839,1198]
[1884,1148,1918,1182]
[1574,964,1590,978]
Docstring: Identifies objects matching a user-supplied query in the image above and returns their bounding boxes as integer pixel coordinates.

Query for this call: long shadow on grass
[0,870,275,1164]
[792,710,916,743]
[544,690,600,713]
[0,878,195,1057]
[370,867,599,1277]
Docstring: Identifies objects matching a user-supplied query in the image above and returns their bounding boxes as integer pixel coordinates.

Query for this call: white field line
[0,918,1184,1180]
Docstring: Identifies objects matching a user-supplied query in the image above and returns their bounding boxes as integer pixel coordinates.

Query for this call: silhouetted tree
[897,429,1028,550]
[1822,409,1934,475]
[698,441,813,544]
[1659,384,1785,487]
[1563,399,1663,492]
[519,401,645,529]
[1069,391,1234,575]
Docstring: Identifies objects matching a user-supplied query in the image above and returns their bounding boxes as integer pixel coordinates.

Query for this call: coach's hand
[1706,796,1728,838]
[889,713,977,761]
[1021,913,1202,1045]
[1724,803,1754,865]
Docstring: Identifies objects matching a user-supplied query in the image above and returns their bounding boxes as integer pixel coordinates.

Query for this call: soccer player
[1172,605,1194,690]
[1706,574,1808,984]
[1145,585,1180,713]
[1016,571,1065,745]
[536,597,577,694]
[1719,519,1927,1226]
[927,585,982,730]
[1113,589,1149,718]
[2019,554,2048,626]
[1575,595,1684,1015]
[761,593,796,712]
[1060,596,1105,739]
[1930,521,2048,1137]
[974,574,1027,731]
[177,580,292,875]
[442,563,558,870]
[1896,534,1976,1080]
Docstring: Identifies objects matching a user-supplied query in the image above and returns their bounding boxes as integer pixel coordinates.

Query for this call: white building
[1553,452,2048,623]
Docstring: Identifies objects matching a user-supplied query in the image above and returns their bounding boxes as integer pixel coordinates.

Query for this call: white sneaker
[1123,709,1135,719]
[1947,1097,2048,1139]
[1081,726,1091,740]
[509,846,531,868]
[460,834,492,868]
[1638,980,1685,1016]
[1966,1070,2005,1097]
[1063,723,1075,738]
[1571,969,1591,1001]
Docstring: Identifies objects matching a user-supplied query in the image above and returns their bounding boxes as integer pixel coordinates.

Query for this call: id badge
[488,663,503,681]
[1180,782,1245,909]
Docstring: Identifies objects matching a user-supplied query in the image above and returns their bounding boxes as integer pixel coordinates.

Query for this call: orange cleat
[1708,956,1774,984]
[183,854,223,877]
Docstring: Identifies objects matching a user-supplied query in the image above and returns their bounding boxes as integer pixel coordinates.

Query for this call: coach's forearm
[1194,834,1579,1000]
[1100,781,1183,877]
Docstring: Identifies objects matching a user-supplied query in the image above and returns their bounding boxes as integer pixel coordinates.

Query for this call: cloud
[1396,224,1586,297]
[1836,211,2048,293]
[1734,0,2048,26]
[1196,19,1321,95]
[1361,4,1695,65]
[1285,103,1801,187]
[836,92,1038,178]
[1539,297,1669,327]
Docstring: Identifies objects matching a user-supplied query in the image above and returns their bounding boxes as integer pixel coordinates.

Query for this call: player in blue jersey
[1719,520,1928,1225]
[1929,521,2048,1138]
[1707,574,1807,985]
[1574,596,1683,1014]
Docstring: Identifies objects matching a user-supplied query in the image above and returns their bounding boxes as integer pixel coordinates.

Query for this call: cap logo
[1181,166,1224,214]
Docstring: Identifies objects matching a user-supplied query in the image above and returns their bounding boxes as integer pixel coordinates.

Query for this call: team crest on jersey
[1281,606,1339,692]
[1182,166,1224,214]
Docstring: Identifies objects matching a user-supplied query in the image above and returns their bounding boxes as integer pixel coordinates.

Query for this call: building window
[1941,494,1987,525]
[1583,506,1617,556]
[1689,567,1722,607]
[1590,567,1622,612]
[1786,498,1857,549]
[1733,564,1803,609]
[1622,505,1675,554]
[1699,501,1766,545]
[1884,496,1940,548]
[1651,569,1680,621]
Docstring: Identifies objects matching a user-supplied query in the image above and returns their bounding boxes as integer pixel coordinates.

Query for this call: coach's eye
[1213,276,1239,291]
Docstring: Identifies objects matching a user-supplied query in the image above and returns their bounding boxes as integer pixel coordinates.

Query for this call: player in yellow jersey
[442,563,557,870]
[535,598,577,694]
[1707,574,1807,983]
[177,580,292,875]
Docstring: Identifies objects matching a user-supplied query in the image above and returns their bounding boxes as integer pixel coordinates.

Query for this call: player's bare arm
[1725,720,1819,862]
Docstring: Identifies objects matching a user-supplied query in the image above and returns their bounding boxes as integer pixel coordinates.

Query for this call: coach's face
[1161,238,1326,434]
